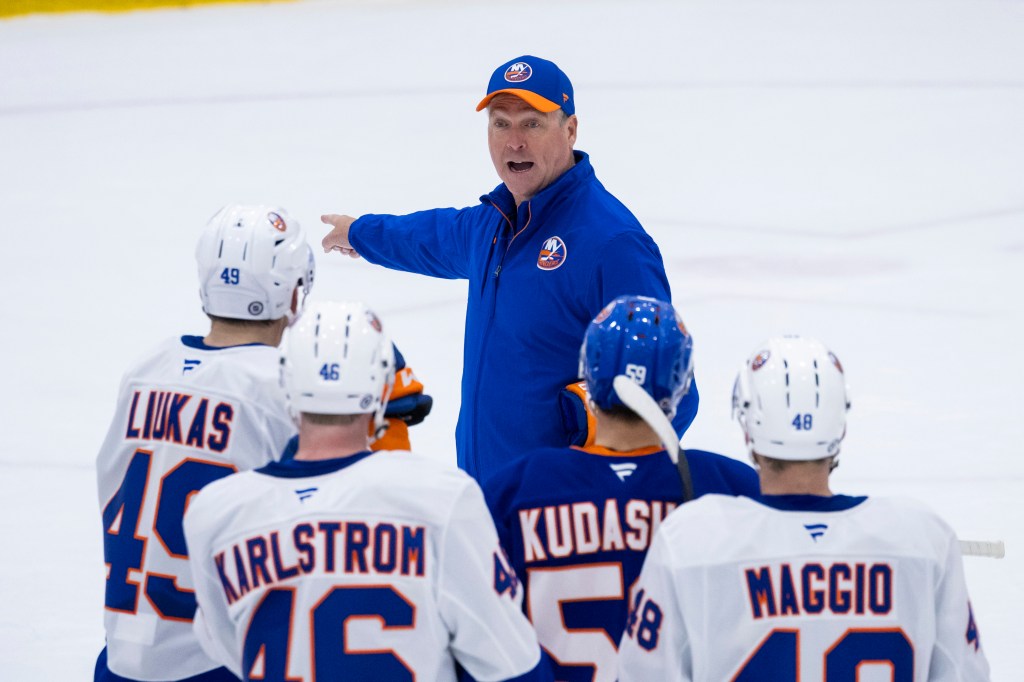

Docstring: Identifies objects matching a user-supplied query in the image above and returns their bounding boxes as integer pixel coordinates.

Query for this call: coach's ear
[558,381,597,448]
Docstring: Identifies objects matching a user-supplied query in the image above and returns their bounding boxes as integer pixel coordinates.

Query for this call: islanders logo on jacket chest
[537,236,567,270]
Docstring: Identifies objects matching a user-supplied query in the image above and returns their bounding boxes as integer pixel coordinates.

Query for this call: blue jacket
[349,151,698,478]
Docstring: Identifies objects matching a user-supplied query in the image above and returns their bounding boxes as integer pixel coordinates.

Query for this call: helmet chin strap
[369,381,395,445]
[612,375,680,464]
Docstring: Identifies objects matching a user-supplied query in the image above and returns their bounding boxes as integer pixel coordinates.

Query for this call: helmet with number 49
[732,335,851,461]
[283,301,396,439]
[196,204,315,323]
[580,295,694,419]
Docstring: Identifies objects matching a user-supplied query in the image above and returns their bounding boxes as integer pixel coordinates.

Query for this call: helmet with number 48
[732,335,851,461]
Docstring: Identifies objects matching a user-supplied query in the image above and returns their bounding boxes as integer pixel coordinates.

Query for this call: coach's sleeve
[349,206,481,280]
[618,530,691,682]
[438,479,552,682]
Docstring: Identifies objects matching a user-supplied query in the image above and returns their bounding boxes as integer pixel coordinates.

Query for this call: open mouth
[508,161,534,173]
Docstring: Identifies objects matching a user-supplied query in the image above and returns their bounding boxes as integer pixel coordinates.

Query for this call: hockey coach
[322,55,697,479]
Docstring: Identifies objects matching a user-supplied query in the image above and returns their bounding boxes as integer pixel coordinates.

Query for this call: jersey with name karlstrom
[95,335,295,681]
[618,494,991,682]
[183,451,546,682]
[482,445,759,682]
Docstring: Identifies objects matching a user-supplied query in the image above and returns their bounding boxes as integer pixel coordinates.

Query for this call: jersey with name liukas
[182,451,546,682]
[95,335,294,681]
[482,445,759,682]
[618,494,991,682]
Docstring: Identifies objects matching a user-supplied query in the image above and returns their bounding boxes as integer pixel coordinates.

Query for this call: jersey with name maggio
[618,494,991,681]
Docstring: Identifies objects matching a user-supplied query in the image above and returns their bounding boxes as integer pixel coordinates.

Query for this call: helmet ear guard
[733,336,850,462]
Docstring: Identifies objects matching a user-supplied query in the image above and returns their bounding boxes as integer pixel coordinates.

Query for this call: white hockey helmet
[283,301,396,439]
[196,205,315,323]
[732,336,850,461]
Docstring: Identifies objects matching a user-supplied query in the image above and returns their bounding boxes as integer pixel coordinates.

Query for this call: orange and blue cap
[476,55,575,115]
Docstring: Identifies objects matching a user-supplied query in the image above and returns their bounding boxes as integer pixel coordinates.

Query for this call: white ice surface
[1,0,1022,678]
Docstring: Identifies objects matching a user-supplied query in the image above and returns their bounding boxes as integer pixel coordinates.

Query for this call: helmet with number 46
[283,301,396,439]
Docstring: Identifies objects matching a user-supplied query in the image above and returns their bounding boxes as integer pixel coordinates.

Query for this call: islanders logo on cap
[267,212,287,232]
[505,62,533,83]
[537,236,567,270]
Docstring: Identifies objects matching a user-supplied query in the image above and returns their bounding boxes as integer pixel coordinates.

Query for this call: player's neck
[294,420,372,461]
[204,318,286,348]
[757,466,833,496]
[593,419,661,452]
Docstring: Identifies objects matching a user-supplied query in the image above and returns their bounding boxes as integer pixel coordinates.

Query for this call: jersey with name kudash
[95,335,294,681]
[618,494,991,682]
[182,451,547,682]
[482,445,759,682]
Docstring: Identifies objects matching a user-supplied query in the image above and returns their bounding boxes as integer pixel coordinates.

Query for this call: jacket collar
[481,150,594,223]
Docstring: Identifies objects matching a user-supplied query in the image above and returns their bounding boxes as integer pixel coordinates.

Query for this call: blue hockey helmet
[580,295,694,419]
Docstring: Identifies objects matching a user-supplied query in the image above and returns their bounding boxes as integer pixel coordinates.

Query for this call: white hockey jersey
[182,450,547,682]
[96,335,295,681]
[618,494,990,682]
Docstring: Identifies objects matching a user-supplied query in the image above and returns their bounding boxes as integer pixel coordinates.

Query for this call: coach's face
[487,94,577,207]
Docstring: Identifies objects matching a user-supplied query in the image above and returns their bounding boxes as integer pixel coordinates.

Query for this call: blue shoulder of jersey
[180,335,268,350]
[256,451,375,478]
[684,448,761,499]
[757,494,868,512]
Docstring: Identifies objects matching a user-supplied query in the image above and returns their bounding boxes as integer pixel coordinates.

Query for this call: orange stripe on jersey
[563,381,598,447]
[572,444,664,458]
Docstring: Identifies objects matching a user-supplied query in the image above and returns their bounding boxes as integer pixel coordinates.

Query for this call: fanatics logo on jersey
[537,236,567,270]
[295,486,318,502]
[182,359,201,375]
[609,462,638,481]
[504,62,532,83]
[268,212,287,232]
[804,523,828,542]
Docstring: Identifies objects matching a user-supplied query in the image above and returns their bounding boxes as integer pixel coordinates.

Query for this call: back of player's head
[580,295,694,419]
[283,300,396,438]
[196,205,315,323]
[732,335,850,461]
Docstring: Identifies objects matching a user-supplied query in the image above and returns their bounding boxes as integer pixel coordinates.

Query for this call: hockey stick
[612,376,694,502]
[959,539,1005,559]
